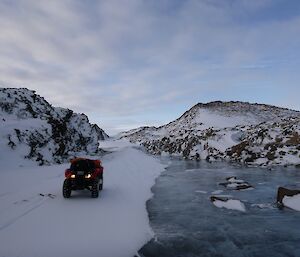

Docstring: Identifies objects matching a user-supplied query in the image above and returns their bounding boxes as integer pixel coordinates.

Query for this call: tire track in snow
[0,195,50,231]
[0,192,11,198]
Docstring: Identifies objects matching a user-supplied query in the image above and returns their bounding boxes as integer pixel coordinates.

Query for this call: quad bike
[63,158,104,198]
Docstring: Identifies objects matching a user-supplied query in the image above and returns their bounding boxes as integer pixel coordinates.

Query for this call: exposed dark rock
[7,135,16,149]
[219,177,253,190]
[266,151,276,161]
[210,196,229,202]
[277,187,300,206]
[285,132,300,146]
[227,141,249,157]
[92,124,109,140]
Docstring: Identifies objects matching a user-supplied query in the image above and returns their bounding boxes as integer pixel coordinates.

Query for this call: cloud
[0,0,299,134]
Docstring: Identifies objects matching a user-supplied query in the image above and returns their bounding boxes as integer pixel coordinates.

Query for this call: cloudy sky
[1,0,300,134]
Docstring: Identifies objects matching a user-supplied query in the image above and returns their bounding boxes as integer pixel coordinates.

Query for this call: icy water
[139,160,300,257]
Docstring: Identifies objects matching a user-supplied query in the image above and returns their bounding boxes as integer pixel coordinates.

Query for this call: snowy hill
[121,101,300,167]
[0,88,109,165]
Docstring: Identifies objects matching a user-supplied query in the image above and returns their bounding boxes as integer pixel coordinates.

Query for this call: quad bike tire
[91,180,99,198]
[63,179,71,198]
[99,179,103,191]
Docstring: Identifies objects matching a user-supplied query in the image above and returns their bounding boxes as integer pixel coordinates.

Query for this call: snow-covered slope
[0,88,109,165]
[121,101,300,167]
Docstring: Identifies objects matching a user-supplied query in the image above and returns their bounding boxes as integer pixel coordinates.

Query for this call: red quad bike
[63,158,104,198]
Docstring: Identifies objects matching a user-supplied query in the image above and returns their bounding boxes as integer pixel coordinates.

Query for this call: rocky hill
[0,88,109,165]
[92,124,109,141]
[121,101,300,167]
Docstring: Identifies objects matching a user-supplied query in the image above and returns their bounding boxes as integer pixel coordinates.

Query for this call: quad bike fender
[91,167,103,179]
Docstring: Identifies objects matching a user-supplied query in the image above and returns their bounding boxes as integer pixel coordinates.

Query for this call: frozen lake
[139,160,300,257]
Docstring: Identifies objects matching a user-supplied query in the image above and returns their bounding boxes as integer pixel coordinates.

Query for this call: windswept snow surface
[0,139,165,257]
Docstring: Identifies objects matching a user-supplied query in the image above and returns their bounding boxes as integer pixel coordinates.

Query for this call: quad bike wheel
[91,180,99,198]
[63,179,71,198]
[99,179,103,191]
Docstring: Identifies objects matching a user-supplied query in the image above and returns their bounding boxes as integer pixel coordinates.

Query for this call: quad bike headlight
[70,174,76,178]
[85,174,92,179]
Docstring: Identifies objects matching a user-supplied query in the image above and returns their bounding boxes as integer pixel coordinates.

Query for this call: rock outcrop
[0,88,108,165]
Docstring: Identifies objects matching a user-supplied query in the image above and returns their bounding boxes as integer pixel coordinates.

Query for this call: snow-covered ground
[0,139,165,257]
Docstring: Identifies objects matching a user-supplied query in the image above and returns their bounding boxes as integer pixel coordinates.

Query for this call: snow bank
[283,194,300,211]
[212,199,246,212]
[0,139,165,257]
